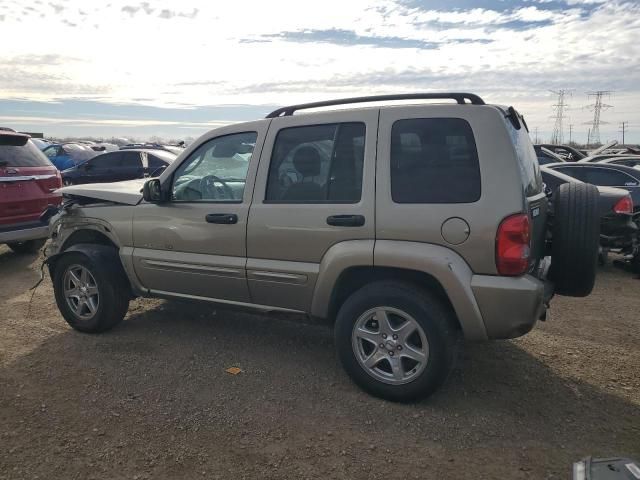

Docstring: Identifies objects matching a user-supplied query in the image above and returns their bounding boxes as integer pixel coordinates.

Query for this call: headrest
[293,146,322,177]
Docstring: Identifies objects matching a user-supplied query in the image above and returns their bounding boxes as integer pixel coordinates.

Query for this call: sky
[1,0,639,144]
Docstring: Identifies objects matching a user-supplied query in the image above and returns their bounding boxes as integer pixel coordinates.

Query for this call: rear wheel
[335,281,458,402]
[7,238,46,254]
[549,182,600,297]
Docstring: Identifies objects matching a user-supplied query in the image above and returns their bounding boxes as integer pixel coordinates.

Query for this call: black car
[541,166,638,264]
[546,162,640,210]
[534,145,566,165]
[600,156,640,168]
[61,149,176,185]
[536,144,586,161]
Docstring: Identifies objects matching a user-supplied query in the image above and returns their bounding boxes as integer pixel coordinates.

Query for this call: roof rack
[266,93,485,118]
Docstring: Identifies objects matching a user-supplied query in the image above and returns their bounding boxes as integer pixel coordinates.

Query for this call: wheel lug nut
[389,351,394,356]
[379,343,384,348]
[392,334,398,340]
[397,345,402,350]
[382,333,387,339]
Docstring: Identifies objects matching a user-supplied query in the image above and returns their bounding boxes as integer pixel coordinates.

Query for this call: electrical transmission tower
[550,90,571,144]
[585,91,612,145]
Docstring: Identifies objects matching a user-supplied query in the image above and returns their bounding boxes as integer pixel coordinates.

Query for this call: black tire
[334,281,458,402]
[548,182,600,297]
[53,252,130,333]
[7,238,46,254]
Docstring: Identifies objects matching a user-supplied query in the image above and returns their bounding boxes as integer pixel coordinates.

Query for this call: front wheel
[53,252,130,333]
[334,281,458,402]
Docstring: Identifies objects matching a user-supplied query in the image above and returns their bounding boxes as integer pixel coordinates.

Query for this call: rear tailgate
[503,109,548,268]
[0,134,62,227]
[0,166,62,226]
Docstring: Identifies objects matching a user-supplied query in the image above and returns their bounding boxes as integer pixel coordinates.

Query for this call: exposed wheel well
[61,229,118,251]
[327,266,459,329]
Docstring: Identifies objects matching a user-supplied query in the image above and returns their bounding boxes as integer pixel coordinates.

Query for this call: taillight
[613,196,633,214]
[496,213,531,276]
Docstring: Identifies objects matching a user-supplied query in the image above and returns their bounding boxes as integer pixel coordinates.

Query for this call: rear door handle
[205,213,238,224]
[326,214,365,227]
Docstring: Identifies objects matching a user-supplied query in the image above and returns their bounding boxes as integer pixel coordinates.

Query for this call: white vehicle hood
[57,179,146,205]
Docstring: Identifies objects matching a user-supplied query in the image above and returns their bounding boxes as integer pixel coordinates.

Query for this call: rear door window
[390,118,481,203]
[265,123,365,203]
[0,141,53,167]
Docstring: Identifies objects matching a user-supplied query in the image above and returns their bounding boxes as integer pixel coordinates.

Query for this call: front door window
[172,132,257,202]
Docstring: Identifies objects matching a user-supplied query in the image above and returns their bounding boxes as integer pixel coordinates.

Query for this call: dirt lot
[0,245,638,480]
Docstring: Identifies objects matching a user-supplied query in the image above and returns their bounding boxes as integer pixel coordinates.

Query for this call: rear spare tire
[548,182,599,297]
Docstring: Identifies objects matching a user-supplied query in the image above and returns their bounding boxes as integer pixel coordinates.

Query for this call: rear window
[390,118,481,203]
[504,116,543,196]
[0,140,53,167]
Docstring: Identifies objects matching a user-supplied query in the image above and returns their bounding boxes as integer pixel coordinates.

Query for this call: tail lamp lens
[613,196,633,214]
[496,213,531,276]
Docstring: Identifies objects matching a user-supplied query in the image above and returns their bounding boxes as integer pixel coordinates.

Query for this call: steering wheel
[199,175,234,200]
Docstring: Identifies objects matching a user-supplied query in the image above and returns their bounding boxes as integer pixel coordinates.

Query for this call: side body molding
[374,240,488,341]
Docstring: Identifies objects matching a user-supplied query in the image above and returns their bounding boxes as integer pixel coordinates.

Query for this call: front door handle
[326,214,365,227]
[205,213,238,224]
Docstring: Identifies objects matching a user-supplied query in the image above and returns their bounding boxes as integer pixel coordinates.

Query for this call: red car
[0,129,62,254]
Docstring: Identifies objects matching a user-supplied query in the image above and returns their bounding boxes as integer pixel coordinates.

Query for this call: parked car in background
[577,153,640,163]
[30,138,51,150]
[43,143,98,170]
[1,130,62,253]
[600,156,640,169]
[120,143,184,156]
[541,167,637,264]
[546,162,640,210]
[536,144,586,161]
[534,145,566,165]
[61,149,176,185]
[90,143,119,153]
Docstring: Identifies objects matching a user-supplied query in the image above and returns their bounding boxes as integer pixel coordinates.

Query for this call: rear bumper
[471,274,548,339]
[0,221,49,244]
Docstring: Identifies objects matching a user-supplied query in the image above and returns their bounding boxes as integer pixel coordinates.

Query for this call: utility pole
[584,91,612,145]
[550,89,572,144]
[619,121,628,145]
[534,127,539,144]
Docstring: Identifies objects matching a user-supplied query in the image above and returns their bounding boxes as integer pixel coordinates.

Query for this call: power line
[584,91,612,145]
[550,89,571,144]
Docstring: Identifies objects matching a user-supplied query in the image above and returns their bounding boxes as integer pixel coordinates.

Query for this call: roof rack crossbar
[266,92,485,118]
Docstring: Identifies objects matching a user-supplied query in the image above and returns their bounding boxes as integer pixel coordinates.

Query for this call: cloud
[1,0,639,141]
[258,28,441,49]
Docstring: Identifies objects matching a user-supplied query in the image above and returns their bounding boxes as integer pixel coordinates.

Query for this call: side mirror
[143,178,164,203]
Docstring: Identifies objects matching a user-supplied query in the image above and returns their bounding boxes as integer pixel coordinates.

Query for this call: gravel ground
[0,245,638,479]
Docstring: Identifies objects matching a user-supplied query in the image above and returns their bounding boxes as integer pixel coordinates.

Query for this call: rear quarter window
[390,118,481,203]
[504,117,543,196]
[0,140,53,167]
